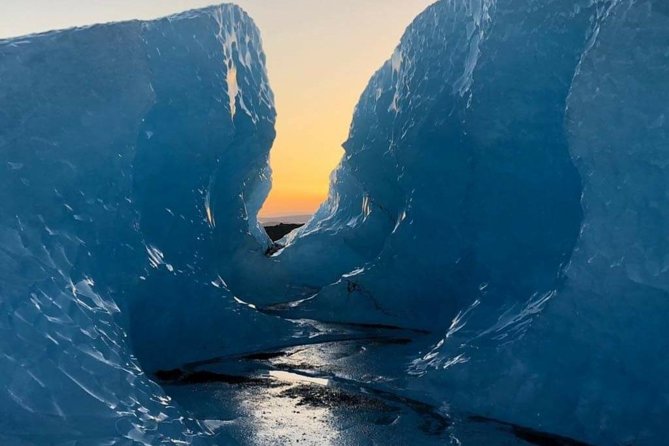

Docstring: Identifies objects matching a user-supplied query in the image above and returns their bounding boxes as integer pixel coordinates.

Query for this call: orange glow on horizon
[245,0,436,219]
[0,0,436,218]
[259,190,327,218]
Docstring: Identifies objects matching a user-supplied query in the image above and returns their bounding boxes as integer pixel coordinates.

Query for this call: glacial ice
[1,0,668,445]
[0,5,294,444]
[232,0,669,443]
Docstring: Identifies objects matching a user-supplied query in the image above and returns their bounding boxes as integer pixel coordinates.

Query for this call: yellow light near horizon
[246,0,436,218]
[0,0,436,218]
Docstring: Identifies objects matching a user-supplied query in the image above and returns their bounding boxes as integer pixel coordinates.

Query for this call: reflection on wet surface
[158,321,589,446]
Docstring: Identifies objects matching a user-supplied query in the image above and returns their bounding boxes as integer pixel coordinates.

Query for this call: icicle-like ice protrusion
[214,7,240,119]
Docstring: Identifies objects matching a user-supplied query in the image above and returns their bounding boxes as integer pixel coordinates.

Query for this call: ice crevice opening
[0,1,668,445]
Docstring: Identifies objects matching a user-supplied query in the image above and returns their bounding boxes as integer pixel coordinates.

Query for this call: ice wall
[271,0,591,327]
[485,2,669,441]
[248,0,669,443]
[2,0,667,444]
[0,5,285,443]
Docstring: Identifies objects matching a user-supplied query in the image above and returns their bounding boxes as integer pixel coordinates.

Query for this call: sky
[0,0,435,218]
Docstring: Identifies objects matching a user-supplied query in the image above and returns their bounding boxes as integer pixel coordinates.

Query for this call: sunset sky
[1,0,435,218]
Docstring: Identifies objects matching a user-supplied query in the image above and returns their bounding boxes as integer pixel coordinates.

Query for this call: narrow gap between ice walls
[2,0,668,444]
[225,0,586,337]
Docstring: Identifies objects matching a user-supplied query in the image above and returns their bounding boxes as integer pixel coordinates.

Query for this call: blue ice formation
[1,0,668,445]
[0,5,291,444]
[234,0,669,443]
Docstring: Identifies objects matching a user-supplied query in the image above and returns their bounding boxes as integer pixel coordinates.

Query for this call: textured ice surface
[0,5,293,444]
[2,0,669,445]
[232,0,669,444]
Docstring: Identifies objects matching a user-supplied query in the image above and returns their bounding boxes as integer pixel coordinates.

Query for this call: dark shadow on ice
[155,369,269,386]
[469,416,592,446]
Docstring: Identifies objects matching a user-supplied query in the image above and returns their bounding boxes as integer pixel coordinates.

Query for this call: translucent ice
[2,0,668,445]
[0,5,291,443]
[233,0,669,443]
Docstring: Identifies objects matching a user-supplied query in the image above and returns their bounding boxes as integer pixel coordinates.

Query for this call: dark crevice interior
[263,223,304,242]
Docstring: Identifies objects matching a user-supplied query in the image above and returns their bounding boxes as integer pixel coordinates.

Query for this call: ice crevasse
[1,0,668,445]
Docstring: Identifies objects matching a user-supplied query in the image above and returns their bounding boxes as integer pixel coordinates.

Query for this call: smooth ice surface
[2,0,669,445]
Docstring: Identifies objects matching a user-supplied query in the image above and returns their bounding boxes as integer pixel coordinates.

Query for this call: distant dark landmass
[260,214,312,226]
[264,223,304,242]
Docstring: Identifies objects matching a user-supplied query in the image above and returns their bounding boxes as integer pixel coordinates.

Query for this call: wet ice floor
[158,322,587,446]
